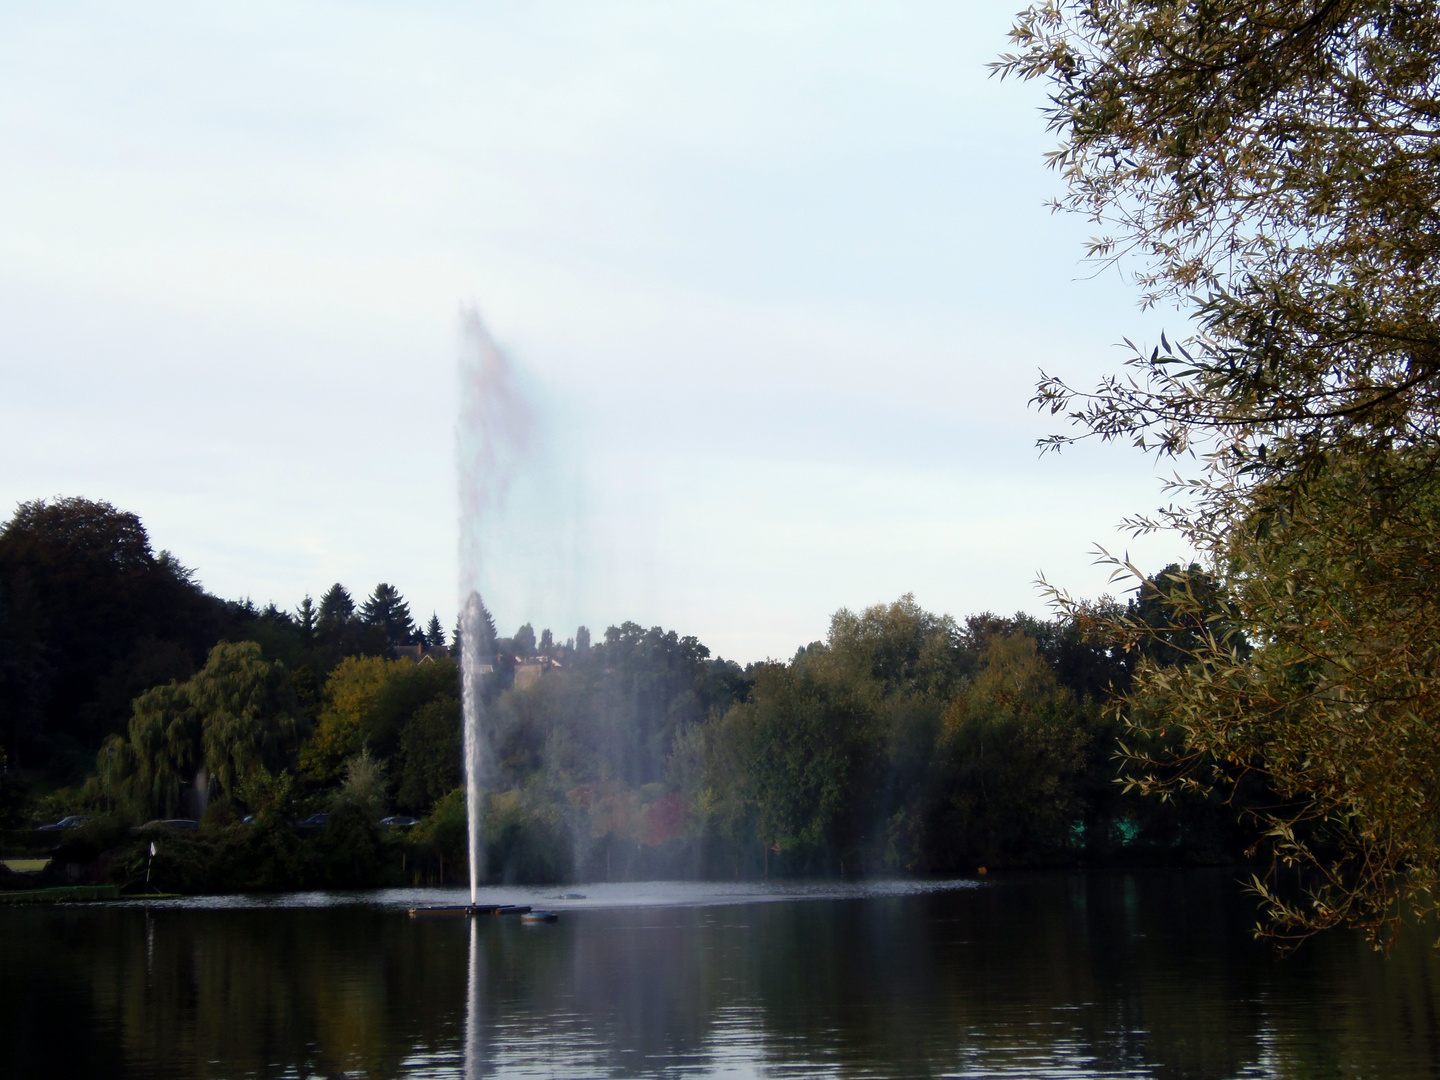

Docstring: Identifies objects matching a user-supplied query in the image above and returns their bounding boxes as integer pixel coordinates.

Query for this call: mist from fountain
[456,308,534,904]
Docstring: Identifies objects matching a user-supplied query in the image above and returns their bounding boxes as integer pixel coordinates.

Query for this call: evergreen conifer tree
[512,623,537,657]
[296,595,317,641]
[317,584,354,631]
[360,583,415,644]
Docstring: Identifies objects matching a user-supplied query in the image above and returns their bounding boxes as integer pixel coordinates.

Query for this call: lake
[3,870,1437,1079]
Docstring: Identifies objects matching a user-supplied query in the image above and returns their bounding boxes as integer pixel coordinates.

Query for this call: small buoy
[521,909,558,923]
[977,866,987,875]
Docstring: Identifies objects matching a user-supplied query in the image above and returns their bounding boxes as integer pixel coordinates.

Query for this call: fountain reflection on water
[465,916,482,1080]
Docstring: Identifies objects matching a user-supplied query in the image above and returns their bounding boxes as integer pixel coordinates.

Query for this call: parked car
[378,816,419,828]
[297,813,329,828]
[36,815,90,832]
[139,819,200,831]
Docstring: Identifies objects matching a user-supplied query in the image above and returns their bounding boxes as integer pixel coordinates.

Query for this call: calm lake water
[3,870,1438,1079]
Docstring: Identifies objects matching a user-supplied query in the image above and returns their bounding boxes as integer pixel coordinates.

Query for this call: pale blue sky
[0,1,1188,661]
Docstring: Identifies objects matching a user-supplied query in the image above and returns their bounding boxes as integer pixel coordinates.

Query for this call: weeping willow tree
[100,641,305,818]
[998,0,1440,943]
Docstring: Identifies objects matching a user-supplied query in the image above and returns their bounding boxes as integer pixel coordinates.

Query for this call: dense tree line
[1,497,1256,891]
[472,595,1250,883]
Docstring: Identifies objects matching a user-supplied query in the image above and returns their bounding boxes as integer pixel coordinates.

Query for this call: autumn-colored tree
[299,656,400,782]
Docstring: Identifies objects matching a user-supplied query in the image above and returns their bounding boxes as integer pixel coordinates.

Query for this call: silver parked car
[36,815,90,832]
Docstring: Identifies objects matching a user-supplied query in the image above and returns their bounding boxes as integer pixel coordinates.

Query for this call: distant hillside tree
[360,583,415,644]
[317,584,355,630]
[425,613,445,649]
[296,595,317,641]
[0,497,231,779]
[511,623,537,658]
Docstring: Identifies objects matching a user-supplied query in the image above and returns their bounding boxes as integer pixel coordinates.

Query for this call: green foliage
[363,657,458,760]
[510,623,536,657]
[486,621,746,794]
[483,789,570,884]
[124,822,311,893]
[424,613,445,649]
[314,798,395,888]
[0,749,25,830]
[236,765,300,826]
[999,0,1440,466]
[99,641,305,818]
[313,583,388,658]
[726,664,880,866]
[931,635,1090,865]
[461,595,1245,882]
[339,749,388,816]
[0,497,232,779]
[0,489,1258,892]
[122,681,197,818]
[395,695,461,812]
[820,593,966,701]
[360,583,415,644]
[999,0,1440,942]
[412,786,468,878]
[300,656,395,781]
[317,584,354,628]
[301,655,456,788]
[1109,462,1440,941]
[190,641,306,799]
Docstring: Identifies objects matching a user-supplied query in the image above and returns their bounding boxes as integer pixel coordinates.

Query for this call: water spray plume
[457,307,534,597]
[456,307,529,905]
[460,591,491,906]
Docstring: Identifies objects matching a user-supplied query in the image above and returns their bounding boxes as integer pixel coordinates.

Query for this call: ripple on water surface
[5,871,1440,1079]
[107,875,983,912]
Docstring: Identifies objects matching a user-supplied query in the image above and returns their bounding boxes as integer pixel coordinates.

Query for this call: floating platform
[407,903,534,918]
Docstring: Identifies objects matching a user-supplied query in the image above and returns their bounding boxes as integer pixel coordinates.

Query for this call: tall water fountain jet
[456,308,534,903]
[459,591,490,906]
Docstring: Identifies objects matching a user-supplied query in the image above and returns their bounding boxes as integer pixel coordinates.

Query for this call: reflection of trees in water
[3,908,469,1078]
[3,874,1439,1078]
